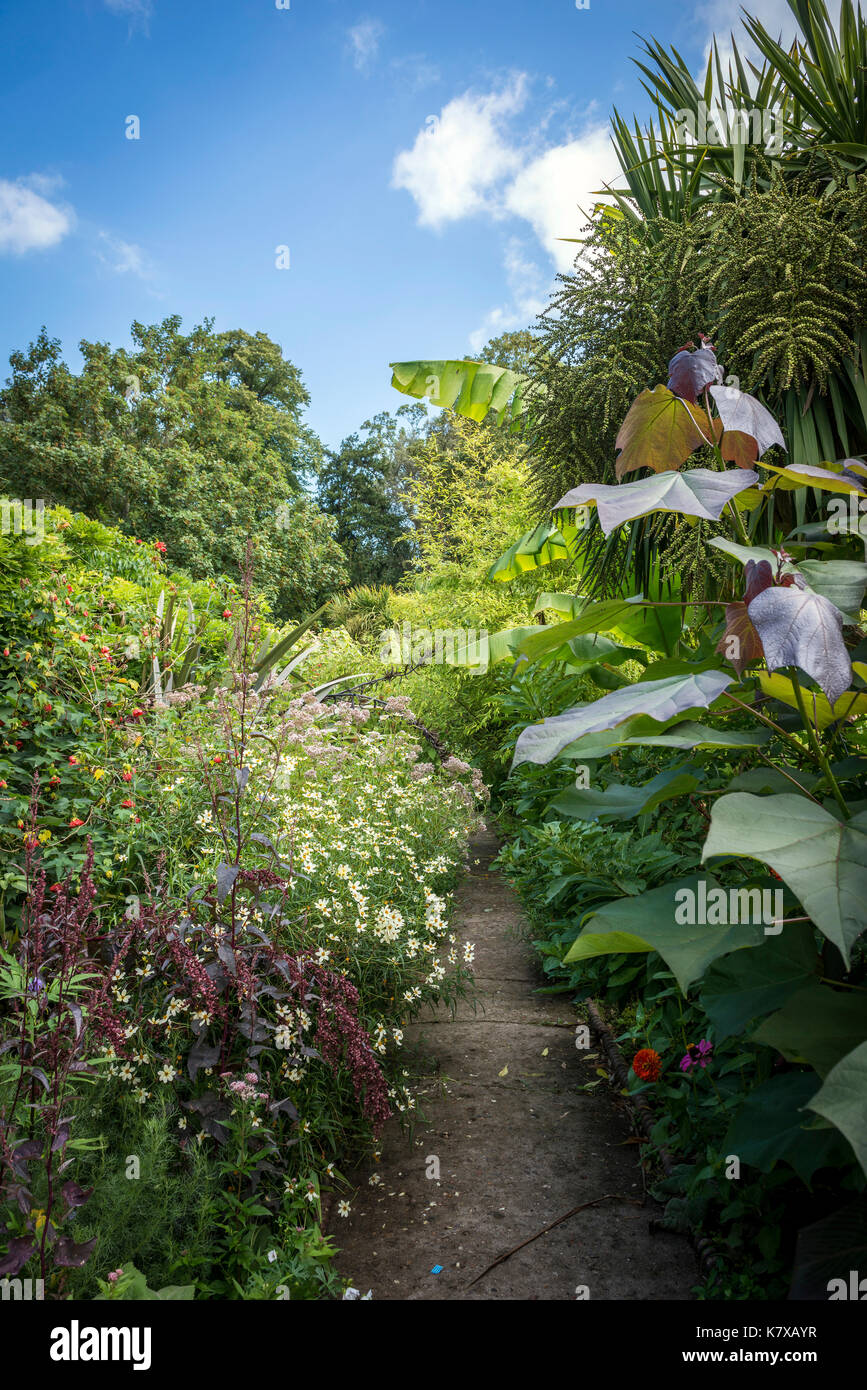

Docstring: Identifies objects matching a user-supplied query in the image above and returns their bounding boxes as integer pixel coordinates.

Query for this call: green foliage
[0,319,347,621]
[317,407,423,587]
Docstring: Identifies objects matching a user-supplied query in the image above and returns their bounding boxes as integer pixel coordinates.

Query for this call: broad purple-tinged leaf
[64,1000,83,1039]
[187,1033,220,1081]
[512,670,734,768]
[614,386,708,478]
[747,584,852,704]
[555,468,758,537]
[667,342,722,402]
[720,429,759,469]
[709,386,786,457]
[53,1235,97,1268]
[12,1139,43,1161]
[216,862,239,903]
[51,1123,70,1153]
[0,1236,37,1276]
[716,602,765,677]
[744,558,775,606]
[61,1180,93,1209]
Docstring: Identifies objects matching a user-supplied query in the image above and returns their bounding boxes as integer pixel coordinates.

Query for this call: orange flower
[632,1048,662,1083]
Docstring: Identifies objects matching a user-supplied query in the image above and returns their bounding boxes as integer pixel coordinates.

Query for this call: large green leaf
[549,764,701,823]
[487,520,580,583]
[516,598,648,662]
[554,716,769,763]
[564,874,766,992]
[389,359,535,431]
[702,793,867,966]
[708,537,787,567]
[796,560,867,621]
[724,1073,854,1184]
[620,720,771,750]
[753,983,867,1077]
[554,467,758,536]
[790,1200,867,1301]
[700,923,821,1039]
[808,1040,867,1179]
[512,670,733,768]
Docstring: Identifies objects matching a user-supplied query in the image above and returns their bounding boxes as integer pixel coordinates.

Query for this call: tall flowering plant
[0,786,132,1287]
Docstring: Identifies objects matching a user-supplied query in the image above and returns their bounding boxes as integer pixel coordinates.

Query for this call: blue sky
[0,0,799,449]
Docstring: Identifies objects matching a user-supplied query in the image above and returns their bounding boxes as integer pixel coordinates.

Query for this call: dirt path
[330,822,696,1300]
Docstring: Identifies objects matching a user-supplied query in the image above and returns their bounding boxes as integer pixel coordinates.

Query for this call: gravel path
[330,822,696,1300]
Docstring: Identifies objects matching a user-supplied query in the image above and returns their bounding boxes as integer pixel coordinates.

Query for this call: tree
[0,318,344,618]
[317,406,424,586]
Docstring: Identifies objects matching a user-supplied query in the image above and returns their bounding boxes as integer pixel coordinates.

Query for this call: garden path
[329,821,696,1300]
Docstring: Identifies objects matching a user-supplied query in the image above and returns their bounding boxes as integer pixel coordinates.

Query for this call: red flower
[154,540,167,553]
[50,883,63,893]
[78,634,88,643]
[68,756,79,764]
[133,816,140,823]
[122,771,133,782]
[2,648,8,657]
[130,708,144,719]
[212,755,223,764]
[120,799,134,809]
[222,610,232,619]
[632,1048,662,1083]
[0,779,7,789]
[49,775,60,786]
[69,817,85,828]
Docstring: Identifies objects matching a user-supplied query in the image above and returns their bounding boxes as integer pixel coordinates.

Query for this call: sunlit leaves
[757,671,867,729]
[512,670,733,768]
[554,467,758,536]
[389,359,535,431]
[709,385,786,457]
[614,386,709,477]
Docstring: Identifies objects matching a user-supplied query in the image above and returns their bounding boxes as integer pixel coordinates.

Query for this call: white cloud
[347,18,384,73]
[468,239,550,352]
[97,231,151,277]
[104,0,152,18]
[0,177,74,254]
[392,77,617,271]
[505,127,618,271]
[391,75,529,228]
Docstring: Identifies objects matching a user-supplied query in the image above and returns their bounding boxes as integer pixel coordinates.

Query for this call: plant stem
[788,668,851,820]
[720,690,818,764]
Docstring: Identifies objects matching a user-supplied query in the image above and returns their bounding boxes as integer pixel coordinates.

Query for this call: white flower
[337,1200,351,1218]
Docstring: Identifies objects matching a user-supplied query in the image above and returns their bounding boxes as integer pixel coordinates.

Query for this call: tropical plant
[494,338,867,1293]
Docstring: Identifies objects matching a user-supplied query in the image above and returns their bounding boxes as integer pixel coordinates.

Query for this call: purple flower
[680,1040,714,1072]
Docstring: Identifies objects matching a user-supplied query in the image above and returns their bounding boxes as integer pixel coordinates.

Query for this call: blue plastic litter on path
[431,1265,443,1274]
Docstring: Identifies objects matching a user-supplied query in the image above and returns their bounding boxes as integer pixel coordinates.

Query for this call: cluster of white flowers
[373,903,404,943]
